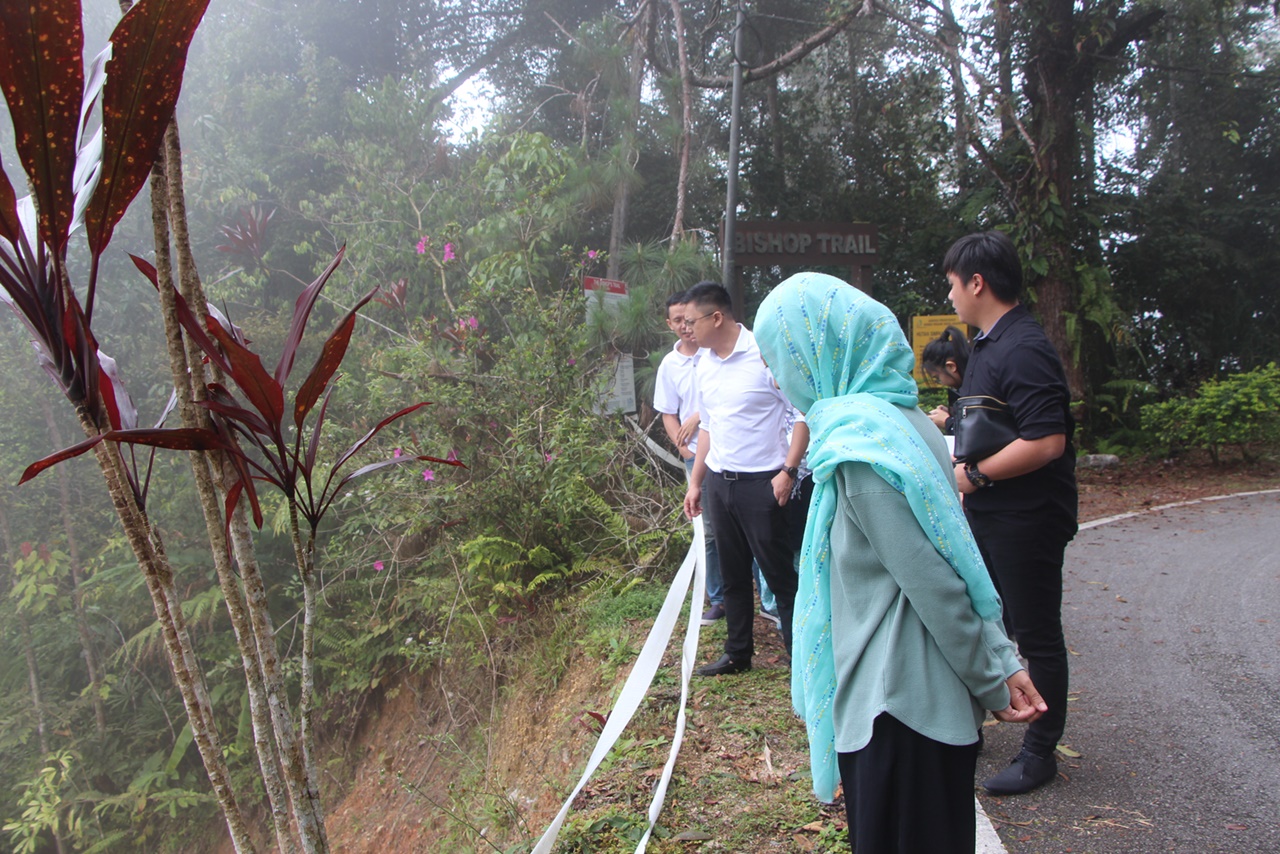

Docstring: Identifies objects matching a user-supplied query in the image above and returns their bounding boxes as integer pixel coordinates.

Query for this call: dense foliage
[1,0,1276,849]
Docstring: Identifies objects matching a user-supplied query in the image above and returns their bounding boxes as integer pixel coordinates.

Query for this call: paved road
[976,490,1280,853]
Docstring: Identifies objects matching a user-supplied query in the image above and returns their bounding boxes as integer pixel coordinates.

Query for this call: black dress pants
[838,713,979,854]
[966,507,1074,757]
[704,470,798,658]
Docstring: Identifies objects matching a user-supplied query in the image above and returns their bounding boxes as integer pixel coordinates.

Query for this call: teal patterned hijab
[755,272,1002,803]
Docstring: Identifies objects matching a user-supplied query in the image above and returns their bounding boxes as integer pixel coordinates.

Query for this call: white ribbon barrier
[530,516,706,854]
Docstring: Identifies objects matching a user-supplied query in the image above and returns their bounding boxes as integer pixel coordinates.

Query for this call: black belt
[716,468,780,481]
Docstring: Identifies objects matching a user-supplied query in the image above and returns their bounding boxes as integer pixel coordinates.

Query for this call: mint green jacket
[829,406,1023,752]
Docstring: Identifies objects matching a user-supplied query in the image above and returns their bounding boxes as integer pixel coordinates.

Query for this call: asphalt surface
[975,490,1280,853]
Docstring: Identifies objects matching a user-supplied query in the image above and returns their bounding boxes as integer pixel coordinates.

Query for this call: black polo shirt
[960,304,1077,524]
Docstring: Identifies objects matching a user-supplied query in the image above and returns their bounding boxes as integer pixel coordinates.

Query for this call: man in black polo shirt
[945,231,1077,796]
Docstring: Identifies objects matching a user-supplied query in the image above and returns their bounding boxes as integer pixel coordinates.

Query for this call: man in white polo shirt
[682,281,808,676]
[654,291,725,625]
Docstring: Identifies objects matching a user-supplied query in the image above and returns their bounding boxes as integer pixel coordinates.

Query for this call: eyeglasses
[680,311,717,328]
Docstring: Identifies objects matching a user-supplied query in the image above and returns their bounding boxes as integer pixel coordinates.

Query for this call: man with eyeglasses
[654,291,726,626]
[682,281,807,676]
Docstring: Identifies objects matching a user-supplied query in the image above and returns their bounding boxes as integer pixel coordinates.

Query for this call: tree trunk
[667,0,694,243]
[1018,0,1086,401]
[154,121,328,852]
[607,0,651,278]
[77,403,257,853]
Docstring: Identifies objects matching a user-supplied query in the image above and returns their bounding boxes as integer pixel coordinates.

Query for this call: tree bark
[607,0,651,278]
[154,121,327,853]
[77,402,257,853]
[667,0,694,243]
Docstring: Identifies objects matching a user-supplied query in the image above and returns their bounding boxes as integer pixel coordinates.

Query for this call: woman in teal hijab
[755,273,1046,853]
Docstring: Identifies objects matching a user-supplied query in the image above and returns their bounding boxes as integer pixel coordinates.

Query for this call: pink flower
[443,243,456,262]
[467,316,478,329]
[393,448,402,458]
[567,358,576,366]
[446,448,460,462]
[374,560,385,572]
[423,469,435,482]
[544,453,553,463]
[415,235,428,255]
[587,250,598,259]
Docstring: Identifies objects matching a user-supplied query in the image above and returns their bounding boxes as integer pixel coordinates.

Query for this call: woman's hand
[992,670,1048,723]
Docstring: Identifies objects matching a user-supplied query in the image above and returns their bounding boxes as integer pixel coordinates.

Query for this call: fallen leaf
[1057,745,1082,758]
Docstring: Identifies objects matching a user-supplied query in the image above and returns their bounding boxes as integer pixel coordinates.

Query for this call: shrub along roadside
[1141,363,1280,463]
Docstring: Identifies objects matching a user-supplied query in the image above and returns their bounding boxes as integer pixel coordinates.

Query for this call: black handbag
[951,395,1018,462]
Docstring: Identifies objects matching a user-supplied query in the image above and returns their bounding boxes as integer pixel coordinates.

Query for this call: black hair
[665,291,690,310]
[942,230,1022,303]
[684,280,733,317]
[921,325,970,377]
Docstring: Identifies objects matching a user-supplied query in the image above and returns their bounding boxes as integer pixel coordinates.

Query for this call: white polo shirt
[653,341,700,455]
[695,324,800,474]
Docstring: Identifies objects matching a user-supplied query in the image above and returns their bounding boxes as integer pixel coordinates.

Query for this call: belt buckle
[723,470,739,481]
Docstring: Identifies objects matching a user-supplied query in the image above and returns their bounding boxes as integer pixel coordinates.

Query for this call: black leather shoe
[982,748,1057,795]
[696,654,751,676]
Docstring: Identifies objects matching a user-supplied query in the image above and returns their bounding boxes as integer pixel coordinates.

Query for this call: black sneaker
[699,603,725,626]
[982,748,1057,795]
[696,654,751,676]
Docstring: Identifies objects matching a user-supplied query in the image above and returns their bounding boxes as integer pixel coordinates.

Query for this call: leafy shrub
[1140,363,1280,462]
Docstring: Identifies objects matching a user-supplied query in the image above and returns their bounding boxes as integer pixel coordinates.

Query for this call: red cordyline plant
[0,1,456,851]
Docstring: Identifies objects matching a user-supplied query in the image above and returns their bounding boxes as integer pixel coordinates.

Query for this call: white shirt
[695,325,800,473]
[653,341,701,455]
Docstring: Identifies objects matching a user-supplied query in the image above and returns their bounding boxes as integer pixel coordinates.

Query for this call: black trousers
[839,713,979,854]
[704,471,798,658]
[966,507,1073,757]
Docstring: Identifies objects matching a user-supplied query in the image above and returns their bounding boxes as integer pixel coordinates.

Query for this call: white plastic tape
[529,516,705,854]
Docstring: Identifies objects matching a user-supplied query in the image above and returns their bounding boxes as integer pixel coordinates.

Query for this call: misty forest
[0,0,1276,851]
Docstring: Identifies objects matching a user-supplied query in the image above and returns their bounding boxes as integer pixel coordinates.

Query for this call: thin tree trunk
[154,121,325,852]
[607,0,651,278]
[667,0,694,243]
[940,0,970,189]
[0,505,66,854]
[289,507,327,848]
[76,403,257,853]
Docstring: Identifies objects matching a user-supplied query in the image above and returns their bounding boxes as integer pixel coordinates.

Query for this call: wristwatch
[964,462,994,489]
[782,465,799,479]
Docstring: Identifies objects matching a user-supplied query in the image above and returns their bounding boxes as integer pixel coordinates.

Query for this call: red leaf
[275,247,346,385]
[293,286,376,428]
[197,392,272,437]
[223,476,264,532]
[19,433,105,484]
[204,314,285,435]
[311,403,433,524]
[0,0,83,253]
[85,0,212,255]
[0,156,24,248]
[105,426,229,451]
[329,403,432,477]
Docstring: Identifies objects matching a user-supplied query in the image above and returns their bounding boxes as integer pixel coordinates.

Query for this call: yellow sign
[911,314,964,383]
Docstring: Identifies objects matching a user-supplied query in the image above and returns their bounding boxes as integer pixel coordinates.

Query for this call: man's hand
[771,471,793,506]
[683,485,702,519]
[992,670,1048,723]
[676,413,699,447]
